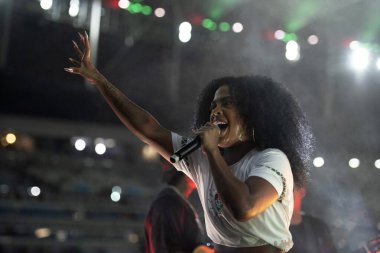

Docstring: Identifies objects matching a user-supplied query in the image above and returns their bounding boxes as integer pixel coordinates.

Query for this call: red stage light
[190,14,204,26]
[103,0,119,9]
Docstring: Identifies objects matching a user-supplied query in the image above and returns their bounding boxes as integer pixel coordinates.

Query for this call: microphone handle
[170,136,201,163]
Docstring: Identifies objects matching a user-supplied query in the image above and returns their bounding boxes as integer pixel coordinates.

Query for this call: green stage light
[219,22,230,32]
[362,12,380,42]
[285,2,322,32]
[289,33,297,41]
[364,43,380,53]
[210,7,222,20]
[202,18,214,29]
[283,33,298,42]
[209,22,217,31]
[142,5,152,15]
[127,4,134,13]
[128,3,142,13]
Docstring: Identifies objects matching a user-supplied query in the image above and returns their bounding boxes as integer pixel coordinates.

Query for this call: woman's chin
[218,139,234,148]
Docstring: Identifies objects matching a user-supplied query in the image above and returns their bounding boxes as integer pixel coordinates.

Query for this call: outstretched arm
[65,32,173,159]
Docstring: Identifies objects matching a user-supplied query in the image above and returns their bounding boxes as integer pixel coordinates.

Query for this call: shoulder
[151,188,184,208]
[256,148,289,161]
[258,148,290,166]
[249,148,291,172]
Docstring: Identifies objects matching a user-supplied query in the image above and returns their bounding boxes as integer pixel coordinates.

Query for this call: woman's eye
[222,100,233,106]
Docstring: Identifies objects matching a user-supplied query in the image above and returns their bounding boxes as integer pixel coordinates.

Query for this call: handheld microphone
[170,136,201,163]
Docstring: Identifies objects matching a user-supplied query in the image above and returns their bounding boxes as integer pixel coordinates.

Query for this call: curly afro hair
[193,75,314,187]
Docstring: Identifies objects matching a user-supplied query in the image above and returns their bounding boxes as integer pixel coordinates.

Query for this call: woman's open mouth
[217,122,228,135]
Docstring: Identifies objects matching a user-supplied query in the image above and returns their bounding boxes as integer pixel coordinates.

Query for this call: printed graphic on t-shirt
[208,182,224,217]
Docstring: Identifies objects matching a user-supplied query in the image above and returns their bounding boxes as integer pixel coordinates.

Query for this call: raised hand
[64,31,104,85]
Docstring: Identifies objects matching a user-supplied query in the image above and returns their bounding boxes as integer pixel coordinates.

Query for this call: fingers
[76,31,91,63]
[194,123,219,135]
[71,31,91,63]
[78,32,84,43]
[84,31,91,62]
[204,122,219,132]
[64,67,74,73]
[193,125,209,135]
[64,67,80,75]
[72,40,83,60]
[66,54,82,75]
[69,57,81,67]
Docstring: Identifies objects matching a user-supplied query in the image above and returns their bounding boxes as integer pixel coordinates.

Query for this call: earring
[238,129,246,142]
[252,127,256,142]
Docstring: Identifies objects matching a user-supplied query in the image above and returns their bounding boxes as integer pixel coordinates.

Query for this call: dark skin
[65,32,283,253]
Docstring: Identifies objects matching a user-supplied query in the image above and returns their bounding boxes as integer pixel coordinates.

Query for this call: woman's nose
[211,105,222,116]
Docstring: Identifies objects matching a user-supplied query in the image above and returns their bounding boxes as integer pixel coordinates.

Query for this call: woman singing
[65,32,314,253]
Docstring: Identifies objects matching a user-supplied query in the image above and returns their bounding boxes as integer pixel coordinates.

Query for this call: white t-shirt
[171,132,294,251]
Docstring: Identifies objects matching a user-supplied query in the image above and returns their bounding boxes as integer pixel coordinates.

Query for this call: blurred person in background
[290,185,380,253]
[289,185,338,253]
[144,158,213,253]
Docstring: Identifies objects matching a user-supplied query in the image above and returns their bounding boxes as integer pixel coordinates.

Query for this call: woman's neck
[222,141,256,165]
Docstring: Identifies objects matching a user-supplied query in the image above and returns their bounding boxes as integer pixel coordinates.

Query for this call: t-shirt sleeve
[248,149,292,200]
[171,132,201,181]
